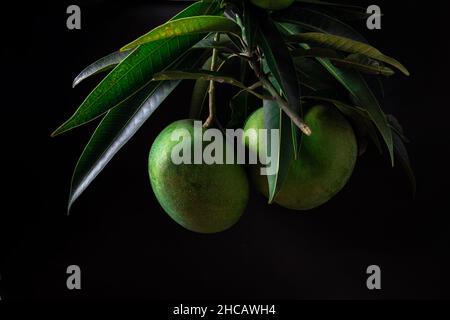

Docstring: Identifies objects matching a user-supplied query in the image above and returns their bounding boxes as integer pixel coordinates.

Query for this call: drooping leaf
[286,32,409,76]
[120,16,241,51]
[52,1,220,137]
[72,51,131,88]
[257,14,302,157]
[68,50,205,212]
[279,22,395,165]
[153,70,267,100]
[263,99,294,203]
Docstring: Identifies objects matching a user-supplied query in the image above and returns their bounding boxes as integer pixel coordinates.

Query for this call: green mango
[244,104,357,210]
[149,120,249,233]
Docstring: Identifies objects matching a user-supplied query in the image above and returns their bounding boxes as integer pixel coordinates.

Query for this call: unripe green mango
[149,120,249,233]
[244,104,357,210]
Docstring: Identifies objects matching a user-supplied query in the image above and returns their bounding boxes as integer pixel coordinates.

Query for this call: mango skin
[250,0,295,10]
[148,120,249,233]
[244,105,357,210]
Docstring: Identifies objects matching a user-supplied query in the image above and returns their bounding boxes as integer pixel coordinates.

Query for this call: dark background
[1,0,449,300]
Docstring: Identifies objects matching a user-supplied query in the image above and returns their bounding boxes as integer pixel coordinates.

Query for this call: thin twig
[249,61,312,136]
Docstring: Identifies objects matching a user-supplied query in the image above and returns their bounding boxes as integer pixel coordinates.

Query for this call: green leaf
[52,0,220,137]
[263,99,294,203]
[68,50,205,212]
[287,32,410,76]
[153,70,268,100]
[294,57,338,91]
[120,16,241,51]
[192,33,240,53]
[228,90,259,129]
[258,15,302,157]
[72,51,131,88]
[279,22,395,165]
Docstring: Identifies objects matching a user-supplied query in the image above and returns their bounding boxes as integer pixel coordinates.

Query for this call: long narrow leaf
[318,59,394,163]
[264,100,294,203]
[69,81,178,212]
[68,51,205,212]
[287,32,409,76]
[258,15,303,157]
[228,90,259,129]
[302,95,384,153]
[280,22,395,165]
[189,57,214,119]
[52,0,220,137]
[192,33,240,53]
[242,1,259,53]
[121,16,241,51]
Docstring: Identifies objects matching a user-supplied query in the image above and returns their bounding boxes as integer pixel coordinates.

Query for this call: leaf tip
[50,129,60,138]
[51,125,65,138]
[120,44,135,52]
[401,67,410,77]
[396,62,410,76]
[72,78,80,88]
[389,149,395,168]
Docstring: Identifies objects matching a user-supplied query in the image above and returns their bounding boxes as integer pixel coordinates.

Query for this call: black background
[1,0,449,300]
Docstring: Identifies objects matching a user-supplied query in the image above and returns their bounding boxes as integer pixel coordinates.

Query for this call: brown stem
[249,60,312,136]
